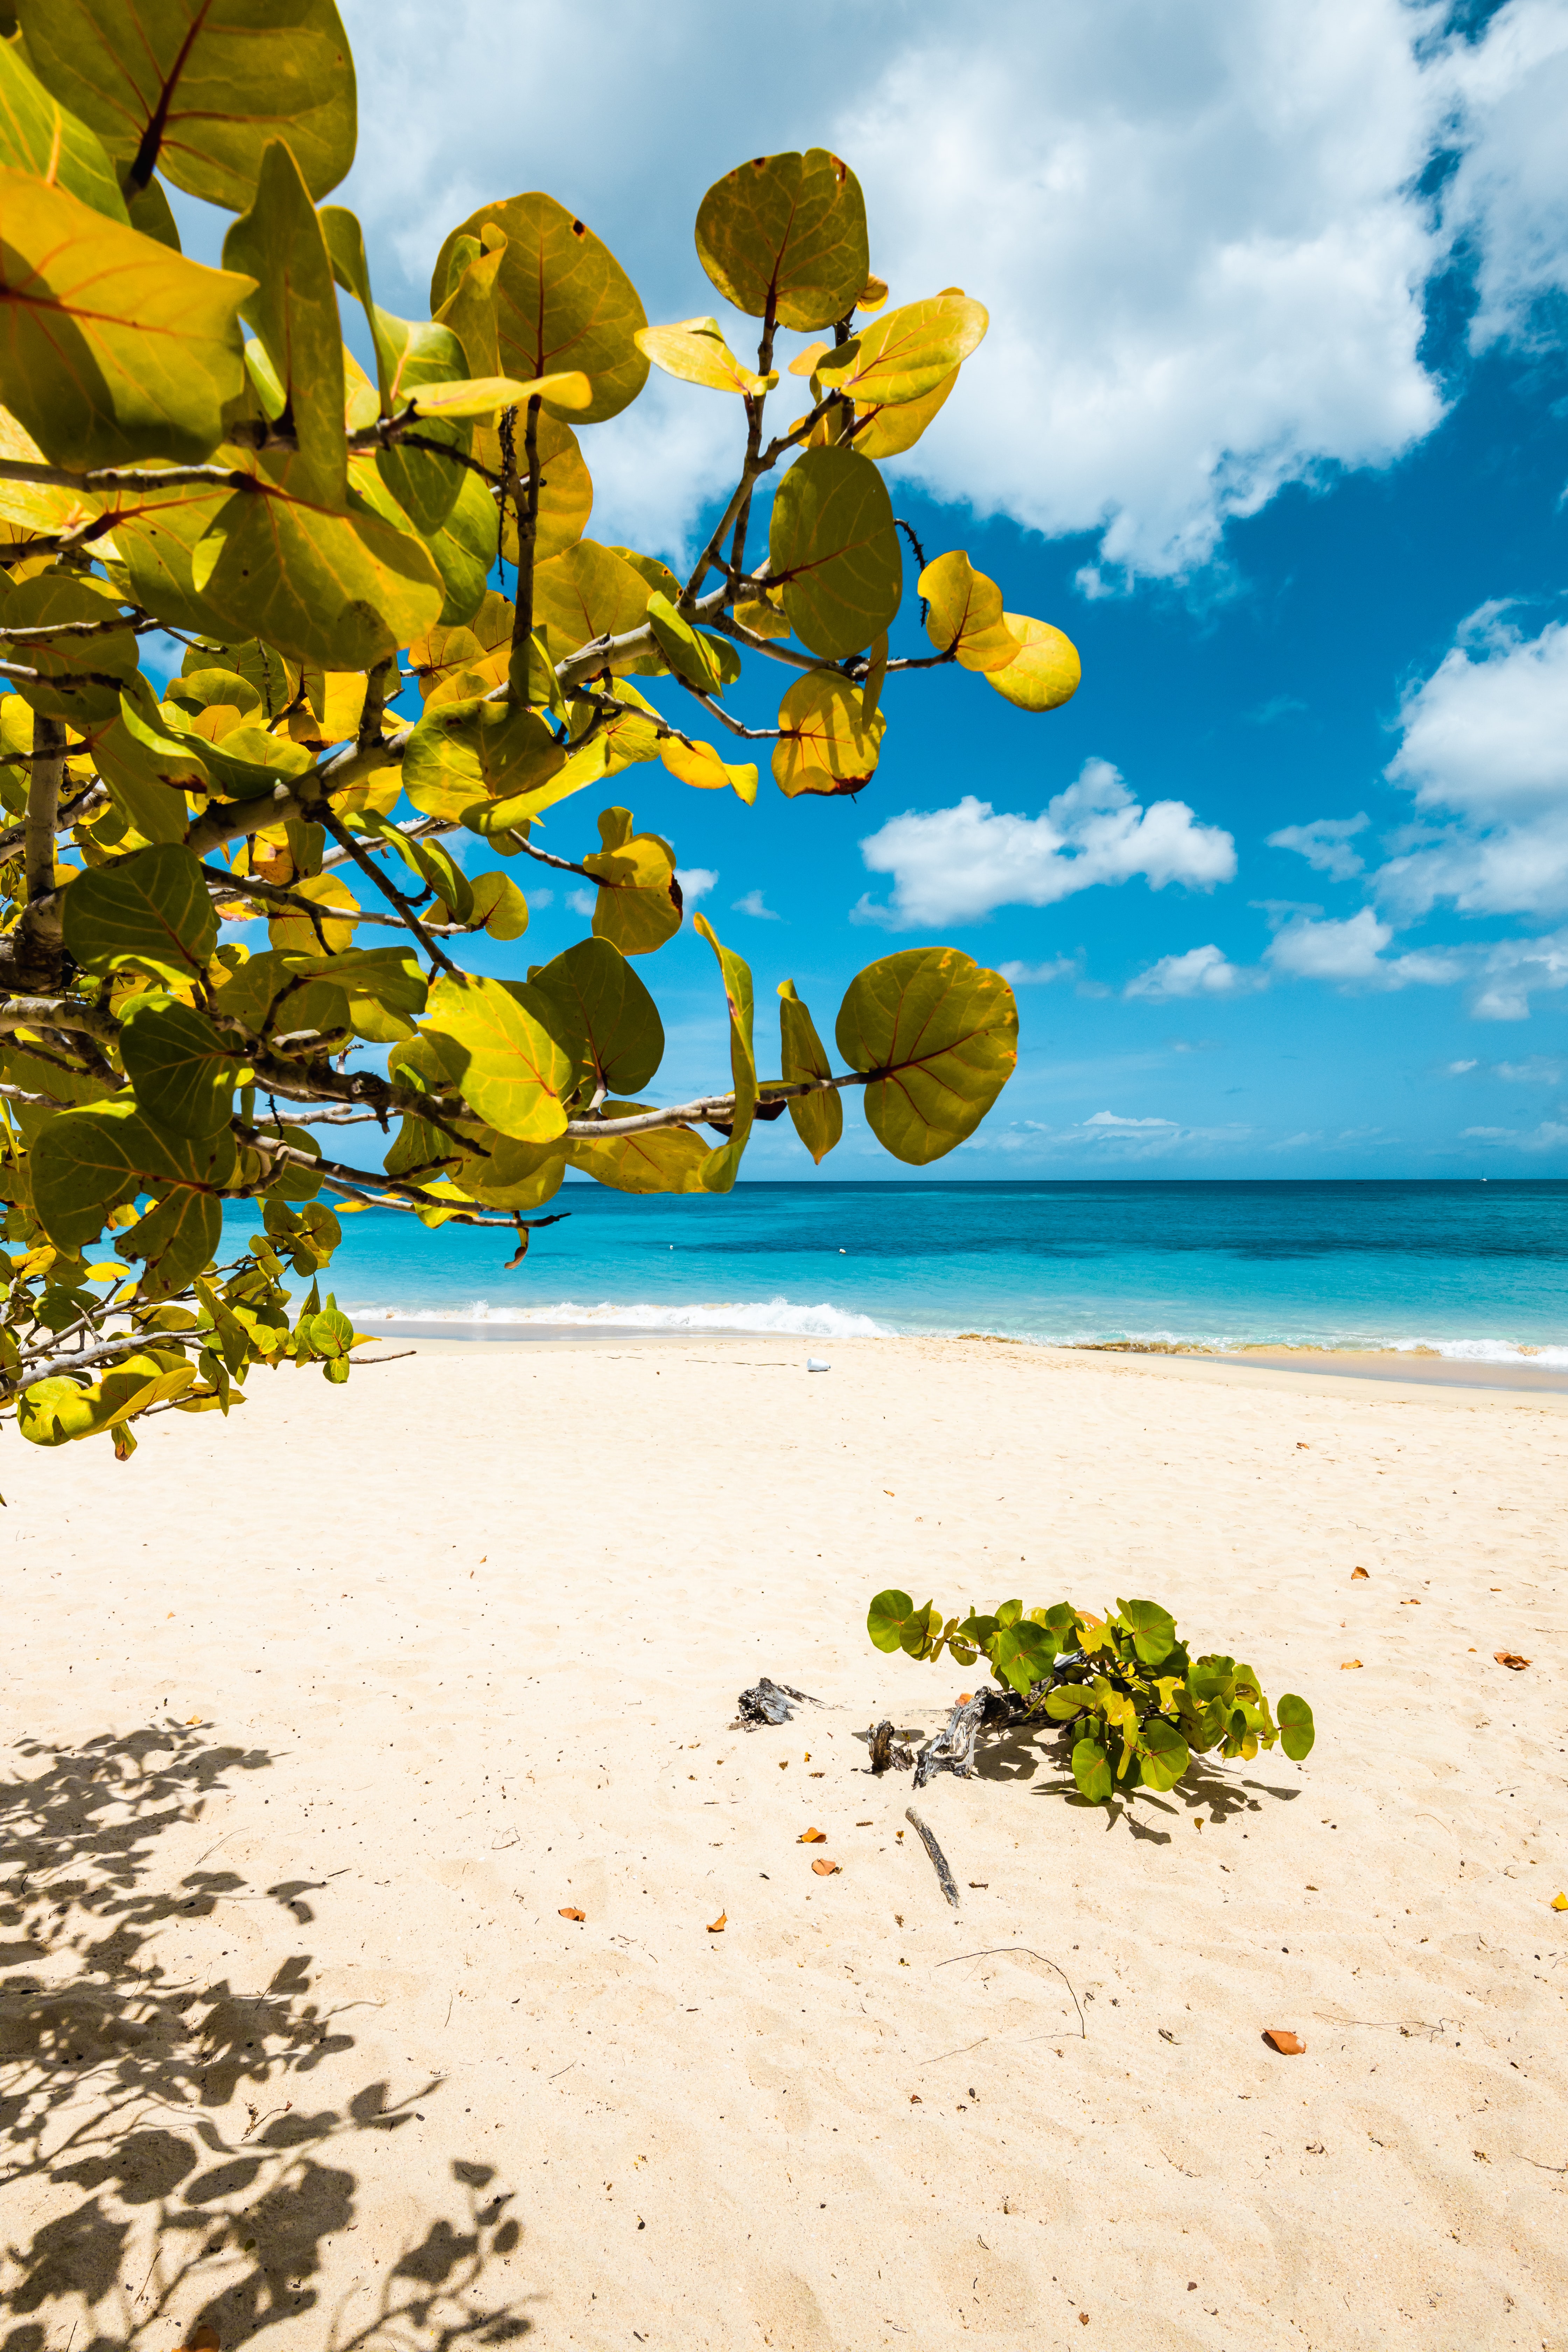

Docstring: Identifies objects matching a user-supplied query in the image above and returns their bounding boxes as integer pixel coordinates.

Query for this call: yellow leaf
[819,294,988,410]
[854,366,958,460]
[429,194,648,424]
[407,370,592,419]
[695,149,869,333]
[659,736,757,802]
[985,614,1082,713]
[772,671,886,798]
[635,318,776,396]
[918,551,1021,674]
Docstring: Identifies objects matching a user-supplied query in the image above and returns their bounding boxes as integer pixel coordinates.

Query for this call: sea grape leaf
[266,870,358,954]
[692,911,756,1194]
[0,36,129,220]
[419,972,573,1143]
[644,592,737,693]
[402,696,565,824]
[469,870,530,941]
[1071,1738,1114,1804]
[771,670,886,798]
[1276,1694,1315,1762]
[429,193,649,423]
[97,471,238,638]
[854,365,958,460]
[120,997,242,1138]
[768,446,902,660]
[18,0,358,211]
[582,808,682,956]
[223,140,345,506]
[659,735,757,802]
[0,167,253,468]
[777,978,841,1164]
[993,1619,1053,1697]
[523,936,664,1100]
[835,947,1018,1166]
[918,550,1022,673]
[1119,1598,1178,1668]
[695,149,869,332]
[867,1587,919,1655]
[986,614,1082,712]
[565,1107,710,1195]
[190,483,444,671]
[635,317,776,396]
[1044,1686,1089,1721]
[18,1349,195,1446]
[31,1099,237,1253]
[62,843,217,983]
[1137,1716,1190,1793]
[115,1180,223,1296]
[0,574,139,722]
[533,540,657,666]
[817,294,987,408]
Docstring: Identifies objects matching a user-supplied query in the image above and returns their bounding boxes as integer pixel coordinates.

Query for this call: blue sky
[189,0,1568,1175]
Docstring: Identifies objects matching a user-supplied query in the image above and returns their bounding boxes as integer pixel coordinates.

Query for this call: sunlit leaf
[635,317,776,396]
[524,936,663,1101]
[0,36,128,221]
[1071,1738,1113,1804]
[19,1348,195,1445]
[659,734,757,802]
[18,0,357,211]
[853,365,958,460]
[61,842,217,984]
[190,479,444,671]
[835,947,1017,1166]
[402,695,565,824]
[470,870,530,941]
[695,149,869,332]
[818,294,987,408]
[985,614,1082,712]
[918,550,1022,673]
[582,806,682,957]
[0,573,138,722]
[120,996,241,1137]
[777,978,840,1164]
[565,1105,710,1195]
[430,193,648,423]
[692,911,755,1193]
[1276,1694,1315,1761]
[420,972,573,1142]
[533,539,657,666]
[769,446,901,660]
[0,167,252,467]
[771,670,885,798]
[223,140,345,506]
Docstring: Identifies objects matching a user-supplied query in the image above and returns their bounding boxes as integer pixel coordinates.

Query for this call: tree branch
[565,1070,870,1139]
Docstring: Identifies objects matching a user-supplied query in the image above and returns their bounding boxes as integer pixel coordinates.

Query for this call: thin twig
[563,1070,869,1140]
[936,1948,1087,2039]
[307,802,459,978]
[904,1807,959,1908]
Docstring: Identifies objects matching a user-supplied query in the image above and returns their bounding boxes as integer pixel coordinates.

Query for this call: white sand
[4,1337,1566,2351]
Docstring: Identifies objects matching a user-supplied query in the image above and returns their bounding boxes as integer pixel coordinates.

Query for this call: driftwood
[905,1806,960,1907]
[735,1675,822,1728]
[912,1691,989,1789]
[867,1719,917,1773]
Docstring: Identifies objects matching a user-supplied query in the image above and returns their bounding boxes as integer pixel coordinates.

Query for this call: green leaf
[19,0,358,211]
[523,936,664,1100]
[223,140,345,507]
[768,446,902,661]
[1071,1738,1114,1804]
[635,316,776,395]
[322,202,470,532]
[115,1180,222,1296]
[771,670,886,798]
[429,194,649,424]
[692,912,755,1194]
[0,574,138,723]
[533,539,657,666]
[470,870,530,941]
[190,482,444,672]
[835,948,1018,1165]
[402,696,566,826]
[582,807,682,957]
[0,167,252,468]
[31,1099,236,1257]
[993,1619,1053,1696]
[0,36,128,221]
[1136,1715,1190,1794]
[1276,1694,1315,1762]
[866,1586,917,1655]
[777,978,841,1164]
[97,472,238,639]
[1044,1687,1088,1721]
[644,591,737,693]
[918,550,1025,673]
[818,294,988,408]
[420,972,573,1143]
[565,1107,709,1196]
[1118,1598,1178,1669]
[695,150,869,332]
[120,997,240,1138]
[62,843,217,984]
[985,616,1082,713]
[19,1349,194,1446]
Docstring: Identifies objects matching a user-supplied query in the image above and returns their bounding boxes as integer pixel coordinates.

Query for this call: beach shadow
[0,1720,533,2347]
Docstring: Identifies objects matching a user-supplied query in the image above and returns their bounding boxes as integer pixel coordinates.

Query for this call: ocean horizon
[264,1178,1568,1367]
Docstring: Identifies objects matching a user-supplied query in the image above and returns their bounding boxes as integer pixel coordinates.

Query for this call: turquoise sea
[300,1180,1568,1366]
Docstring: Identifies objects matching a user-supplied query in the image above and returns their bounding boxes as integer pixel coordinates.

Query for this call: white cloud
[1085,1111,1176,1128]
[1267,813,1369,880]
[330,0,1533,582]
[854,759,1234,928]
[731,888,781,920]
[1379,608,1568,918]
[1471,927,1568,1020]
[1441,0,1568,351]
[1447,1058,1478,1073]
[566,887,596,917]
[1265,906,1462,989]
[674,867,719,904]
[997,957,1079,986]
[1125,943,1262,999]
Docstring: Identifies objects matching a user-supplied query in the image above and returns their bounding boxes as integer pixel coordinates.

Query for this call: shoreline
[363,1317,1568,1393]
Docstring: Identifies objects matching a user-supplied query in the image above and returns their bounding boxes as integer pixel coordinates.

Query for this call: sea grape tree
[0,4,1081,1465]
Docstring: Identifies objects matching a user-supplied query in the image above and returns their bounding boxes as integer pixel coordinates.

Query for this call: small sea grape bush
[0,3,1082,1471]
[867,1589,1315,1802]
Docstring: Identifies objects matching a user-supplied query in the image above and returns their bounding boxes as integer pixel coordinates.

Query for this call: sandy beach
[4,1336,1565,2352]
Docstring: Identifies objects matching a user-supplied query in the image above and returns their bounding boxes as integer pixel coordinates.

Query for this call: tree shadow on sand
[969,1716,1302,1843]
[0,1720,532,2348]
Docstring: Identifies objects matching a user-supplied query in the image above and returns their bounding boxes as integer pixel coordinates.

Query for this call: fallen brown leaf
[958,1691,973,1702]
[811,1857,841,1876]
[707,1912,726,1933]
[1495,1652,1531,1671]
[1263,2028,1306,2055]
[909,2092,922,2104]
[178,2331,220,2352]
[1079,2316,1090,2328]
[798,1827,826,1843]
[1340,1659,1363,1670]
[1351,1566,1369,1580]
[558,1907,585,1922]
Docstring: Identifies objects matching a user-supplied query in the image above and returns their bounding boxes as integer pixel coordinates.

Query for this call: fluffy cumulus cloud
[1378,607,1568,919]
[1470,929,1568,1020]
[1125,943,1261,999]
[1267,814,1369,880]
[334,0,1562,578]
[854,760,1235,928]
[674,867,719,904]
[1265,906,1461,988]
